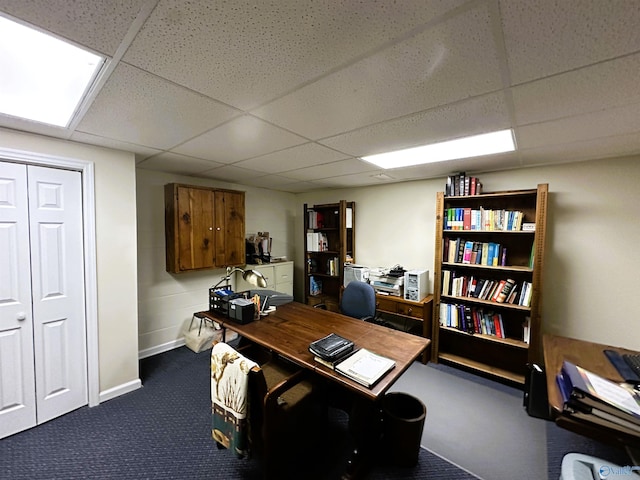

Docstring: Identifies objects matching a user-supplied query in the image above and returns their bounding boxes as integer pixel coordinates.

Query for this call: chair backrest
[340,281,376,320]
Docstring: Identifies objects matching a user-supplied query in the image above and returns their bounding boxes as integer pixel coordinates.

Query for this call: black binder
[309,333,354,361]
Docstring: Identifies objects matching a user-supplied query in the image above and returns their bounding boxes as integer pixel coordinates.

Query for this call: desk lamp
[211,266,268,291]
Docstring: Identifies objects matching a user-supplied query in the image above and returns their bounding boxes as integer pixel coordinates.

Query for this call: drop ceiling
[0,0,638,193]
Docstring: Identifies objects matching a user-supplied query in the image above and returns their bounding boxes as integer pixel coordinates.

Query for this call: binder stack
[556,360,640,437]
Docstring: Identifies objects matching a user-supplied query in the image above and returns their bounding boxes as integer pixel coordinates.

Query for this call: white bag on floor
[183,315,238,353]
[183,316,220,353]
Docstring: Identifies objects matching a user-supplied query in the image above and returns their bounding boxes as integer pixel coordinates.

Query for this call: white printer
[343,264,370,287]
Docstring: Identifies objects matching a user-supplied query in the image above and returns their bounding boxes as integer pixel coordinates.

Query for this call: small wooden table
[375,294,433,364]
[543,333,640,449]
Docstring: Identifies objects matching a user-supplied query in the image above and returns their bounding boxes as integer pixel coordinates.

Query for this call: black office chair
[340,281,377,321]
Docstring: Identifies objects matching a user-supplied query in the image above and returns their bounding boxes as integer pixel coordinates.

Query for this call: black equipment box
[209,289,247,316]
[228,300,256,324]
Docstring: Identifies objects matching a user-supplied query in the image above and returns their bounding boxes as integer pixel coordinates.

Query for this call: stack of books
[309,333,396,388]
[556,360,640,437]
[309,333,355,368]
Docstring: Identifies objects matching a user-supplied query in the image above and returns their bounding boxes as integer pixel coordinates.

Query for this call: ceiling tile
[0,0,147,55]
[321,92,511,157]
[519,132,640,167]
[136,152,224,174]
[512,54,640,126]
[123,0,466,110]
[172,115,307,163]
[252,1,504,140]
[283,158,377,181]
[313,171,398,189]
[75,63,239,150]
[517,102,640,150]
[70,131,162,158]
[234,142,348,174]
[199,164,265,184]
[500,0,640,84]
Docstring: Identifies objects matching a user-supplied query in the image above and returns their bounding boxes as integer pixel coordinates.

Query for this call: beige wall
[135,169,297,356]
[5,125,637,402]
[296,155,640,351]
[0,128,139,397]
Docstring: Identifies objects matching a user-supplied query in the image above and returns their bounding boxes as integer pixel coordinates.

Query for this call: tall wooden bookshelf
[431,184,548,386]
[304,201,355,312]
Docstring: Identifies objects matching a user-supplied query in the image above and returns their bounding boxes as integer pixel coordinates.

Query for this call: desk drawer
[397,302,423,319]
[376,297,397,313]
[377,296,424,319]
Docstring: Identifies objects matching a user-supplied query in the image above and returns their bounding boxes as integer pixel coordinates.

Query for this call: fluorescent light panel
[361,129,516,169]
[0,15,104,127]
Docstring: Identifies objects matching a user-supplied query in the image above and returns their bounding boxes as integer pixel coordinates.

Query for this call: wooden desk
[202,301,429,402]
[203,302,429,477]
[543,334,640,448]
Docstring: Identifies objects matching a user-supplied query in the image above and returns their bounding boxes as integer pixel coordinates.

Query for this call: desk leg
[342,396,383,480]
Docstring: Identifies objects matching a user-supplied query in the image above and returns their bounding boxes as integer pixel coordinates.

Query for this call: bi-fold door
[0,161,87,439]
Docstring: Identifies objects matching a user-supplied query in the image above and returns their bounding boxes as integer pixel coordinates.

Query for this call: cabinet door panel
[177,186,214,270]
[214,190,245,267]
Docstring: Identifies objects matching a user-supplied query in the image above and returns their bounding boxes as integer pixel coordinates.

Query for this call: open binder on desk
[556,360,640,436]
[335,348,396,388]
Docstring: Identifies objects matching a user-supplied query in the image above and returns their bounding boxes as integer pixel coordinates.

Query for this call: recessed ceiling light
[361,129,516,169]
[0,15,105,127]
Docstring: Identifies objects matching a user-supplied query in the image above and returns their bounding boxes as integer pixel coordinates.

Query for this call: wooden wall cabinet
[431,184,548,386]
[303,201,355,311]
[165,183,245,273]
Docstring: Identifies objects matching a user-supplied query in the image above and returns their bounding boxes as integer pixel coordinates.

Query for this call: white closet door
[0,162,36,438]
[28,165,87,424]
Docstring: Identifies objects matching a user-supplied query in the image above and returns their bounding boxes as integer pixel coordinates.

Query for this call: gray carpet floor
[390,360,632,480]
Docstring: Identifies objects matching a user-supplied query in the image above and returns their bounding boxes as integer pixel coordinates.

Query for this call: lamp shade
[243,269,267,288]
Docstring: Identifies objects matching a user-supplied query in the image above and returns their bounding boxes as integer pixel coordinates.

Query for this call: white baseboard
[99,378,142,403]
[138,338,185,360]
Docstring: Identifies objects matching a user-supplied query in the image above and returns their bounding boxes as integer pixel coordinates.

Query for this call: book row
[307,210,326,229]
[441,271,533,307]
[445,207,524,231]
[444,172,482,197]
[306,231,329,252]
[444,238,506,266]
[439,303,507,338]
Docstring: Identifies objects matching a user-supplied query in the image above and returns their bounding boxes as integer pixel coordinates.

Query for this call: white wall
[0,128,139,397]
[135,169,297,356]
[296,155,640,352]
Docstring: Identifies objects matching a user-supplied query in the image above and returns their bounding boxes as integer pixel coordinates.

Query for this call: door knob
[17,312,26,321]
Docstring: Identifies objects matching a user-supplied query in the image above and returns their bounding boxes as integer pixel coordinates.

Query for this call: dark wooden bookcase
[303,200,355,311]
[431,184,548,386]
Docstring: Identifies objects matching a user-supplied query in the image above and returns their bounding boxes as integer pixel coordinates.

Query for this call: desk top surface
[543,333,640,446]
[203,302,430,401]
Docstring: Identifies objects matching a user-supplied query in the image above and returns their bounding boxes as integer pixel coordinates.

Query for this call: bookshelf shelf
[438,352,526,385]
[440,295,531,312]
[442,262,533,273]
[304,201,355,311]
[439,326,529,349]
[432,183,548,387]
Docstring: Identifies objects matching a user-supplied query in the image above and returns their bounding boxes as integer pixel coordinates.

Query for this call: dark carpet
[0,346,477,480]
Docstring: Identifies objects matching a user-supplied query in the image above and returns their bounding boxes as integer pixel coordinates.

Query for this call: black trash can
[382,392,427,467]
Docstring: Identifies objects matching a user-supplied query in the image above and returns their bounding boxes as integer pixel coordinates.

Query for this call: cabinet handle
[408,307,413,315]
[17,312,26,321]
[182,213,190,224]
